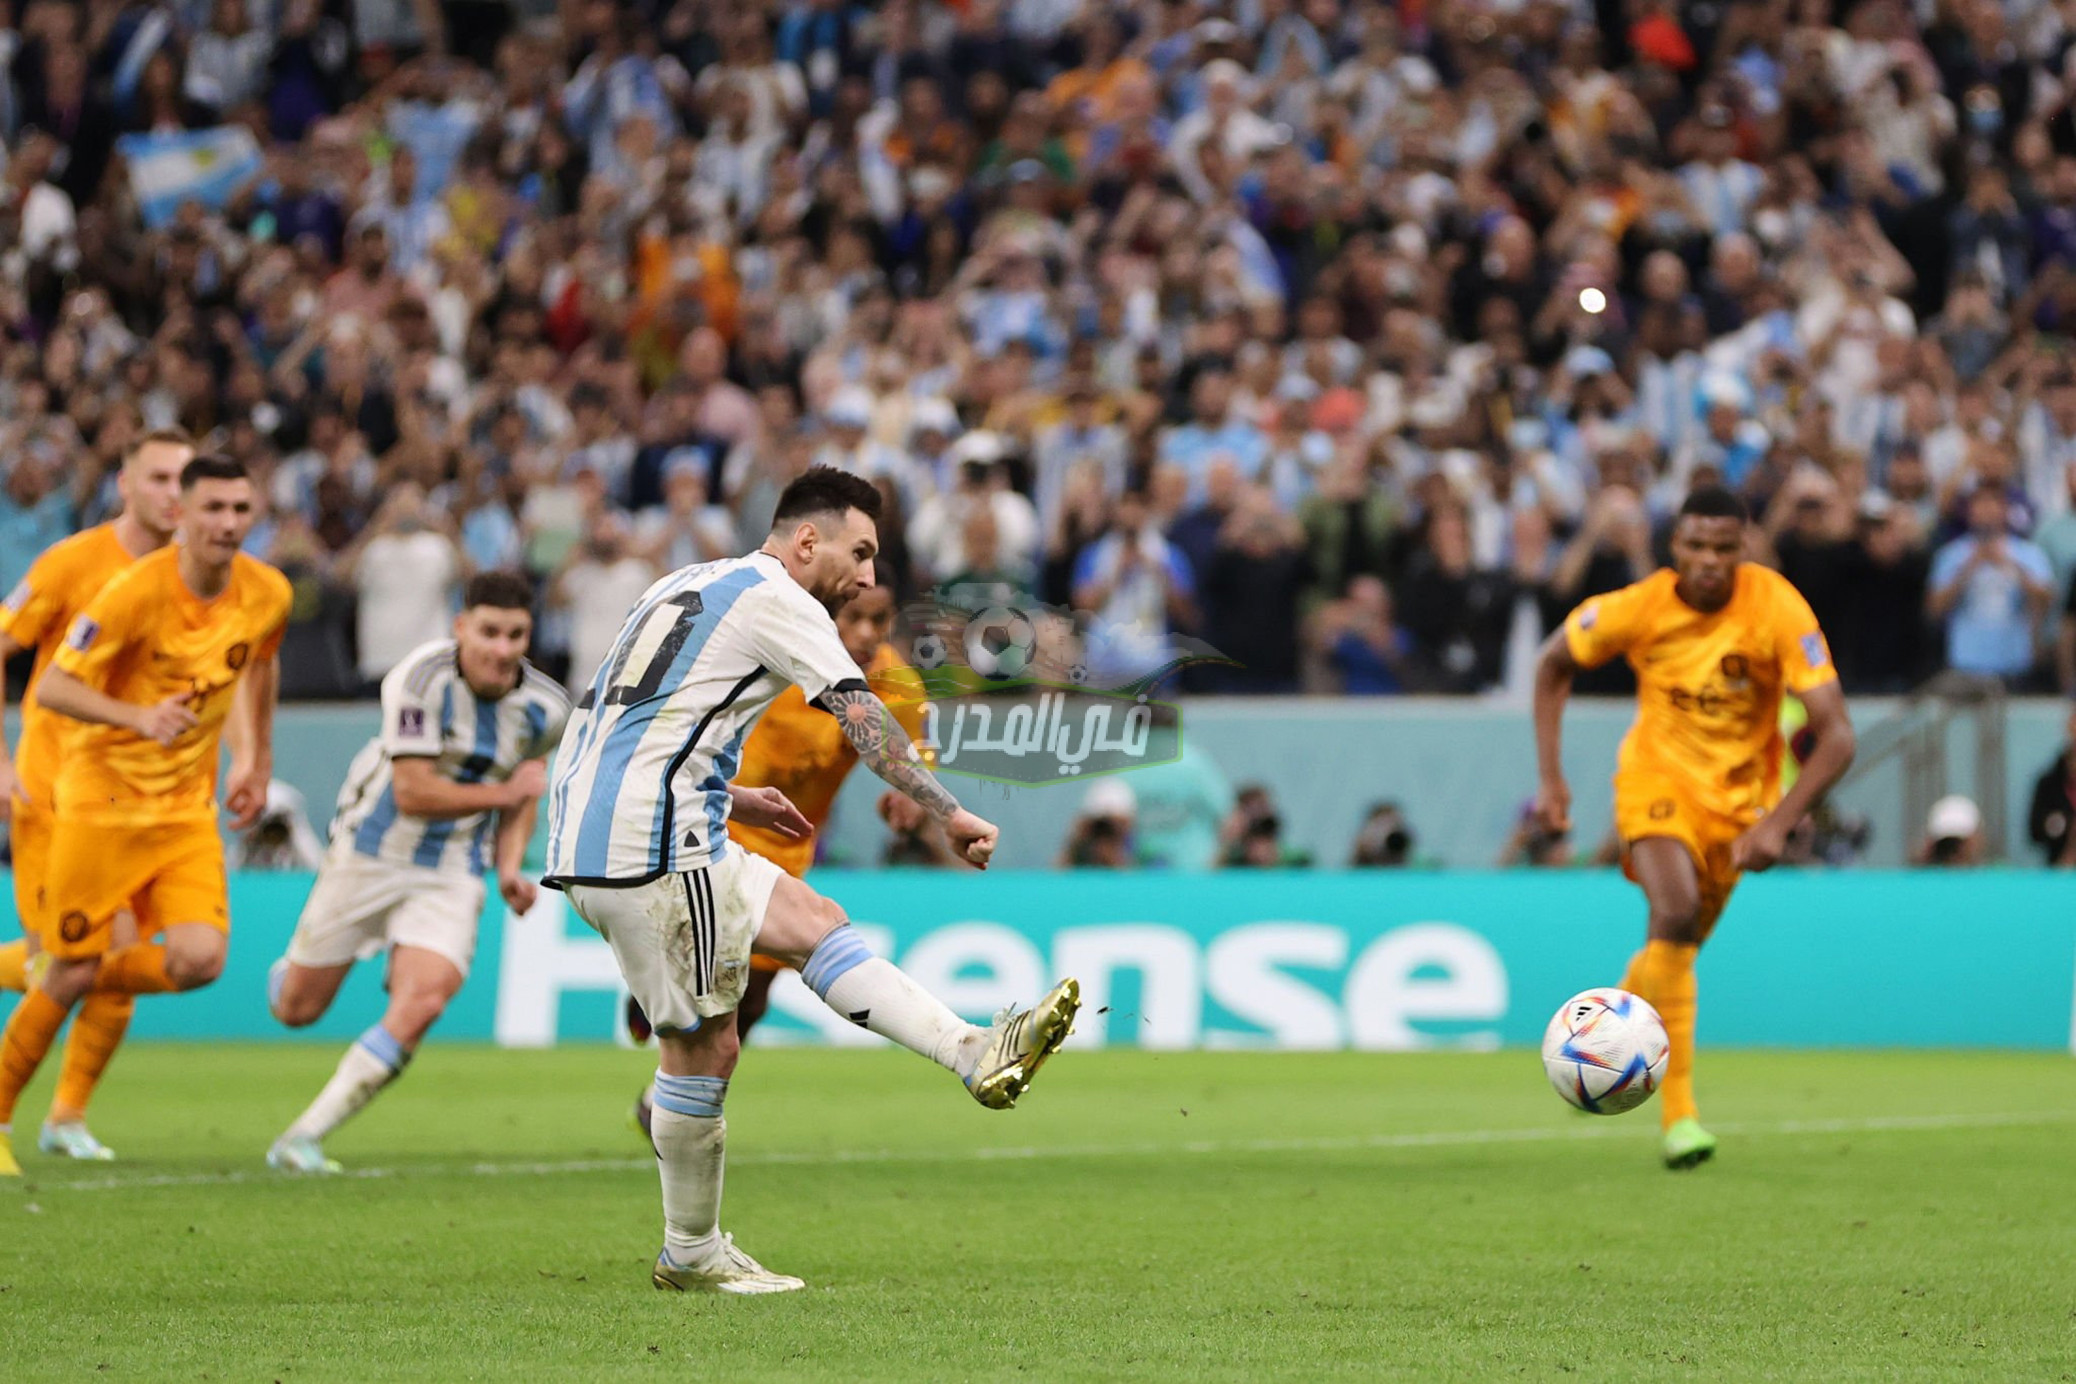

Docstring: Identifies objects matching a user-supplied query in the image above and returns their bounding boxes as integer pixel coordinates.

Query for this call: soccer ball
[963,607,1036,679]
[1541,988,1669,1116]
[912,633,949,669]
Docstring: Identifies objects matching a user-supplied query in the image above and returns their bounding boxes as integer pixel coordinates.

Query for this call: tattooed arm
[818,683,999,867]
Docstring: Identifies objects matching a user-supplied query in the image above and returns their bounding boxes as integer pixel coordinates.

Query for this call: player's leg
[42,908,141,1161]
[1626,836,1712,1168]
[647,1018,803,1294]
[565,876,801,1293]
[272,946,465,1174]
[0,822,146,1175]
[736,963,778,1041]
[0,931,31,992]
[751,862,1079,1109]
[93,830,232,995]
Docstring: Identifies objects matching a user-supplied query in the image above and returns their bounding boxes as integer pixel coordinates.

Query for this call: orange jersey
[49,546,292,824]
[1564,565,1837,822]
[726,646,929,877]
[0,525,143,810]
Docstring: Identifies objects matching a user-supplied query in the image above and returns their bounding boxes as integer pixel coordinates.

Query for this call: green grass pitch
[3,1045,2074,1381]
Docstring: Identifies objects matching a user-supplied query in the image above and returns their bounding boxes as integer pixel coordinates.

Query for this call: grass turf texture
[2,1047,2073,1382]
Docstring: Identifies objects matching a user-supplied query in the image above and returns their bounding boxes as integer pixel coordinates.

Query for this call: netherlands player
[546,467,1080,1294]
[0,428,196,1160]
[264,571,570,1173]
[1534,485,1856,1169]
[0,455,290,1176]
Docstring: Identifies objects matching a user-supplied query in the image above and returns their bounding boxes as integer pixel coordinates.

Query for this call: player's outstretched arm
[35,665,197,747]
[1735,681,1856,873]
[818,684,998,867]
[391,756,545,820]
[1531,630,1579,834]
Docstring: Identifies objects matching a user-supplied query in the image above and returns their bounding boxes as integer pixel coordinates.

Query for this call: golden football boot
[966,977,1080,1110]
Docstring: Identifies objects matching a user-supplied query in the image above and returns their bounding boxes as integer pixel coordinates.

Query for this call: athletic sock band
[800,925,874,998]
[653,1073,728,1119]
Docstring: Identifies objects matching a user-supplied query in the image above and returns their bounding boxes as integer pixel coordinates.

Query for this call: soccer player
[546,467,1080,1294]
[1533,485,1856,1169]
[628,567,931,1124]
[0,454,290,1176]
[264,571,570,1174]
[0,428,205,1161]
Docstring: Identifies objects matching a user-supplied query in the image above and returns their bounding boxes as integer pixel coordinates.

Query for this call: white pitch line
[25,1109,2076,1194]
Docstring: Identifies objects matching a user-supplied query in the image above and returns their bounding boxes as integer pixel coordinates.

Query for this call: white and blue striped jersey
[331,640,571,876]
[544,552,862,887]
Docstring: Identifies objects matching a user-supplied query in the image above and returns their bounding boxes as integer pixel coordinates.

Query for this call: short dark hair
[128,426,194,462]
[180,453,249,489]
[1678,484,1747,524]
[464,570,535,613]
[771,466,883,529]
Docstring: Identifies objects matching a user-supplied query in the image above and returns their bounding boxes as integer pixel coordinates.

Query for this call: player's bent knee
[1647,899,1703,943]
[164,931,228,990]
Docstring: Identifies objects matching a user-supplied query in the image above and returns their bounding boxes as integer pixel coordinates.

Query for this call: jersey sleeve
[251,564,293,661]
[0,548,77,651]
[1562,580,1657,670]
[746,585,865,704]
[1769,576,1839,694]
[49,564,154,688]
[378,659,449,759]
[526,685,573,758]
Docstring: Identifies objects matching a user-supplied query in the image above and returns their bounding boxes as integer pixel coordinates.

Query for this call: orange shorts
[37,816,227,960]
[1614,771,1754,926]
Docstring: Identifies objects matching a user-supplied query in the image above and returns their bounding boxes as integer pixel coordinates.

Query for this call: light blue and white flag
[120,126,264,229]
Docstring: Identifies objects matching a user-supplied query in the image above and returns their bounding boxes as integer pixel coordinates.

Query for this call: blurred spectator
[553,510,658,696]
[1927,487,2056,685]
[2027,707,2076,867]
[1915,794,1986,867]
[342,483,462,689]
[1309,574,1411,695]
[1397,502,1513,693]
[1497,800,1573,868]
[1199,484,1310,693]
[1059,777,1138,869]
[1072,487,1196,688]
[1351,801,1419,868]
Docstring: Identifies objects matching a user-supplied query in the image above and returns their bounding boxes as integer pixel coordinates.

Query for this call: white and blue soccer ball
[1541,988,1669,1115]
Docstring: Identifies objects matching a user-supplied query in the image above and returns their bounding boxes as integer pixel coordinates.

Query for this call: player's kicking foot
[0,1129,19,1177]
[652,1235,806,1295]
[966,977,1081,1110]
[267,1135,343,1175]
[39,1120,115,1161]
[1661,1117,1718,1170]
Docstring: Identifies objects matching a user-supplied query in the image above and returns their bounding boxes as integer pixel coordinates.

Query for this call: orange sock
[1631,940,1699,1129]
[50,992,135,1122]
[94,944,179,995]
[1618,947,1647,996]
[0,939,28,993]
[0,989,70,1126]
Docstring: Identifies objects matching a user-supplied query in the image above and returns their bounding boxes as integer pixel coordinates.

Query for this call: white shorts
[287,848,488,979]
[565,848,785,1033]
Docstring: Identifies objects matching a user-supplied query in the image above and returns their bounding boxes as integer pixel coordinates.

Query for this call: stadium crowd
[11,0,2076,699]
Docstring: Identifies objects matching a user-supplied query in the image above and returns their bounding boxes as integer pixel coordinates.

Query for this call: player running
[1533,485,1856,1169]
[546,467,1079,1294]
[0,428,200,1161]
[0,454,289,1176]
[629,565,931,1129]
[264,572,569,1174]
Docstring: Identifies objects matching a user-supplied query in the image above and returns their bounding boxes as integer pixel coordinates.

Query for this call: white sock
[799,927,983,1076]
[652,1073,728,1264]
[284,1024,406,1142]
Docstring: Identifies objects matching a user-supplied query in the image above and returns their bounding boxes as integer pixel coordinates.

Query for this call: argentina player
[265,572,569,1174]
[545,468,1080,1295]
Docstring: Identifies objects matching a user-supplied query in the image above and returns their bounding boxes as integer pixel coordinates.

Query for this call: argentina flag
[119,126,264,229]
